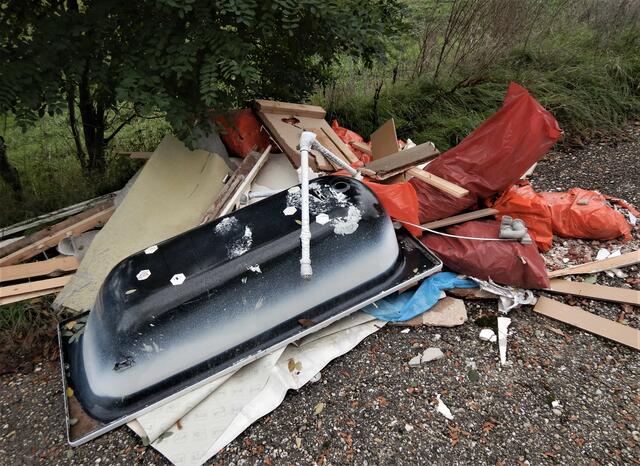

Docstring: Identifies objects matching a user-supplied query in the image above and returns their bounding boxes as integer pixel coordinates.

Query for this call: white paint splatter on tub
[332,206,362,235]
[214,216,238,234]
[247,264,262,273]
[227,226,253,258]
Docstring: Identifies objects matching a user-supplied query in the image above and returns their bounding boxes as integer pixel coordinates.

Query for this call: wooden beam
[533,296,639,350]
[422,208,499,230]
[321,127,359,164]
[254,100,326,119]
[548,251,640,278]
[201,145,273,222]
[0,200,114,260]
[0,287,64,306]
[351,141,372,156]
[0,192,117,239]
[370,118,398,160]
[0,207,114,267]
[0,275,71,300]
[0,256,79,283]
[407,168,469,198]
[364,142,440,179]
[116,151,152,160]
[547,279,640,305]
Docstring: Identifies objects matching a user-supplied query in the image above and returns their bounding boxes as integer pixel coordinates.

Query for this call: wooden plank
[0,287,63,306]
[364,142,440,179]
[0,207,115,267]
[351,141,372,156]
[422,208,499,230]
[307,128,341,171]
[0,192,117,239]
[407,168,469,198]
[0,256,79,283]
[0,200,114,260]
[0,275,71,300]
[254,100,326,119]
[533,296,639,350]
[321,127,359,164]
[370,119,398,160]
[547,279,640,305]
[201,145,273,223]
[548,251,640,278]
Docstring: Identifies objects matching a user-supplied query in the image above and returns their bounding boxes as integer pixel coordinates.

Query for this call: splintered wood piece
[351,141,372,155]
[201,145,273,222]
[533,296,639,350]
[0,256,79,282]
[407,168,469,198]
[308,127,345,171]
[422,208,499,230]
[547,251,640,278]
[0,207,115,267]
[547,279,640,305]
[370,119,398,160]
[321,127,359,164]
[364,142,440,179]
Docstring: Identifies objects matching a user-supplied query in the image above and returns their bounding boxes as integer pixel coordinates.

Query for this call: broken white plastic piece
[136,269,151,281]
[479,328,497,343]
[497,317,511,365]
[435,393,454,420]
[144,245,158,255]
[471,277,536,314]
[170,273,186,286]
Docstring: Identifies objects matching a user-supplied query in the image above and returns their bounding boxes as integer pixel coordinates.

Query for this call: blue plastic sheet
[363,272,477,322]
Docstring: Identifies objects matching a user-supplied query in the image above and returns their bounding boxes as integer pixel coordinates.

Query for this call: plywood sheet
[370,119,398,160]
[364,142,440,178]
[53,135,232,314]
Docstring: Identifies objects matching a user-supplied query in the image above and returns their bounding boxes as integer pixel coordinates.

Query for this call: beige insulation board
[54,135,232,313]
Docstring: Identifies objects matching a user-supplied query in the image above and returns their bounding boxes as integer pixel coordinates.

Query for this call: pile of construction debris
[0,83,637,466]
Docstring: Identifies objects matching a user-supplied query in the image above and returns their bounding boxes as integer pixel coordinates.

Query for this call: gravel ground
[1,127,639,465]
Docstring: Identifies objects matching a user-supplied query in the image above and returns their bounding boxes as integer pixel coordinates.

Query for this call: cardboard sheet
[128,312,383,466]
[54,135,232,313]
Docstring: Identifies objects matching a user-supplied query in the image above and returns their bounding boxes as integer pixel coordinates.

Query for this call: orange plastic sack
[540,189,633,241]
[421,220,550,289]
[361,179,421,236]
[331,120,371,163]
[487,181,553,251]
[215,109,271,158]
[411,83,562,223]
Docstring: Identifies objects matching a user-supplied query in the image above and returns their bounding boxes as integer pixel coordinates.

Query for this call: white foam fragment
[479,328,497,342]
[497,317,511,365]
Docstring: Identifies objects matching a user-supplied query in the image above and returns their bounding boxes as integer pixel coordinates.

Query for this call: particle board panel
[370,119,398,160]
[53,135,232,314]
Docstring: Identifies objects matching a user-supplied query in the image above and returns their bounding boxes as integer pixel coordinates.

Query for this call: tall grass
[0,114,170,226]
[320,22,640,151]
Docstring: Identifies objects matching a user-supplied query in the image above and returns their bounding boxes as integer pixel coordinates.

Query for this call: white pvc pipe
[310,138,361,179]
[298,131,315,279]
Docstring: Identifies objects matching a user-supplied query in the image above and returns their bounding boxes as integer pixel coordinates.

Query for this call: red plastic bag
[331,120,371,164]
[410,83,562,223]
[421,220,550,289]
[540,189,633,241]
[215,109,271,158]
[486,181,553,251]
